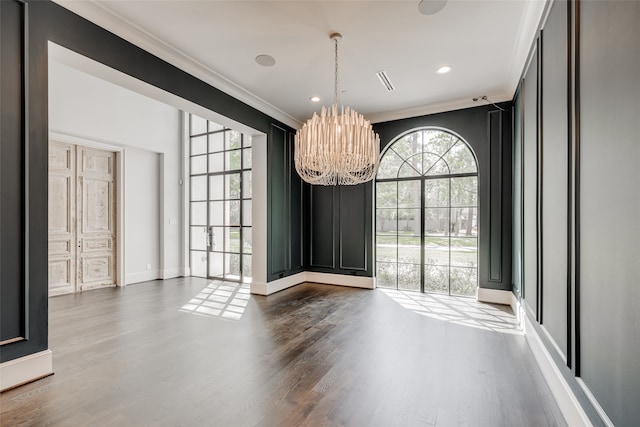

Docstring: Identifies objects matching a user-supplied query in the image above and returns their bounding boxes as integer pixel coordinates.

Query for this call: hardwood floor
[1,278,566,426]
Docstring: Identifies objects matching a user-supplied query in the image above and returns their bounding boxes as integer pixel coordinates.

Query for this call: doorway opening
[375,128,478,297]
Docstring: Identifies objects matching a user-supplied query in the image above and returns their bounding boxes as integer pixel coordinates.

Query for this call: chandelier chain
[334,36,339,105]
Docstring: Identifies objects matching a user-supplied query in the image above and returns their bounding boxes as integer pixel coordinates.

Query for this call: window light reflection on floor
[180,281,250,321]
[380,289,521,335]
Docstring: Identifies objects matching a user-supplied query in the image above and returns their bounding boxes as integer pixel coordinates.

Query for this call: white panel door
[48,142,117,296]
[48,141,76,296]
[77,146,116,291]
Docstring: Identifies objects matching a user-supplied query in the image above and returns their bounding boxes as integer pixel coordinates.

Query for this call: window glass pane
[424,208,449,236]
[226,130,242,150]
[423,130,457,157]
[209,153,224,173]
[397,181,421,208]
[376,235,396,262]
[450,237,478,268]
[191,115,207,136]
[243,135,252,148]
[209,201,224,226]
[191,135,207,156]
[243,200,252,226]
[191,155,207,175]
[450,207,477,237]
[424,158,450,176]
[398,236,420,264]
[450,267,477,297]
[424,178,449,207]
[398,209,420,235]
[451,176,477,207]
[392,133,422,160]
[443,141,477,174]
[424,265,448,294]
[226,173,241,199]
[398,161,420,178]
[209,175,223,200]
[191,176,207,201]
[376,182,397,208]
[243,171,252,199]
[191,202,206,225]
[242,255,252,281]
[376,209,397,234]
[226,149,242,171]
[209,252,224,277]
[210,227,223,252]
[226,200,241,226]
[425,236,449,266]
[376,263,397,289]
[398,263,420,291]
[190,226,207,251]
[209,121,224,132]
[421,153,442,176]
[377,149,404,179]
[209,132,224,153]
[225,227,240,252]
[243,148,252,169]
[225,253,240,278]
[190,251,207,277]
[242,227,252,254]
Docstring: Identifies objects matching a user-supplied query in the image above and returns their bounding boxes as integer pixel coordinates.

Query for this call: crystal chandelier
[294,33,380,186]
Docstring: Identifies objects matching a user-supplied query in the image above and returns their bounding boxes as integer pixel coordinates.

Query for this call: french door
[188,114,252,282]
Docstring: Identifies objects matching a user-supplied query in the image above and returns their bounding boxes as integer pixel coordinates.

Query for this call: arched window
[375,128,478,296]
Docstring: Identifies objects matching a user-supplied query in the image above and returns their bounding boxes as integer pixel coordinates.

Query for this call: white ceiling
[54,0,546,128]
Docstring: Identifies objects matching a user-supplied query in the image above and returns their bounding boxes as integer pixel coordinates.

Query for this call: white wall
[48,58,183,284]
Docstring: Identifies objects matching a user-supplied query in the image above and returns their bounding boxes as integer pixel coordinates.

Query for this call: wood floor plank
[1,278,566,426]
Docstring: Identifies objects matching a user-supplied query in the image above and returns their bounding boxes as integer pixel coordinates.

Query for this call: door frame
[50,131,125,288]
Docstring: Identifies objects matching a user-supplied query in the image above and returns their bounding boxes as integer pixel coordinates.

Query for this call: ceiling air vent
[375,70,396,92]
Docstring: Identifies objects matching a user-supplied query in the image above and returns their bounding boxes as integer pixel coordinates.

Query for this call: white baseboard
[161,268,181,279]
[0,350,53,392]
[250,272,375,296]
[523,313,593,427]
[304,272,375,289]
[125,270,161,285]
[477,287,513,306]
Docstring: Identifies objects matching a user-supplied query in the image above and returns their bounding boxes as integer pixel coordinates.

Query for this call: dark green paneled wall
[514,1,640,425]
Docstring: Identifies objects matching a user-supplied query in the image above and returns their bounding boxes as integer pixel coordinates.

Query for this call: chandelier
[294,33,380,186]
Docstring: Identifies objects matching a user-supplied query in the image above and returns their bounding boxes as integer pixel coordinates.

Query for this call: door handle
[206,227,215,249]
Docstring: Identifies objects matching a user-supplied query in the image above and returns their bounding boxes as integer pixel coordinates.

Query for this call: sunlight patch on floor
[380,289,521,335]
[180,281,250,321]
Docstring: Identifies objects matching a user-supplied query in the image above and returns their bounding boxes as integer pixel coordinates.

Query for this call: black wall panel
[522,47,539,316]
[339,185,369,272]
[512,90,523,298]
[374,104,513,291]
[1,0,50,363]
[579,2,640,425]
[1,0,27,344]
[288,136,303,271]
[268,125,287,276]
[489,111,504,282]
[540,0,569,360]
[309,186,335,269]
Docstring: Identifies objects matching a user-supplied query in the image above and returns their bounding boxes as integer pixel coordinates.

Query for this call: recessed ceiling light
[255,54,276,67]
[437,65,452,74]
[310,96,320,102]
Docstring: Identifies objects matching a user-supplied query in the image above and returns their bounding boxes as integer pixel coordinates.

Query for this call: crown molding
[53,0,302,130]
[368,91,512,125]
